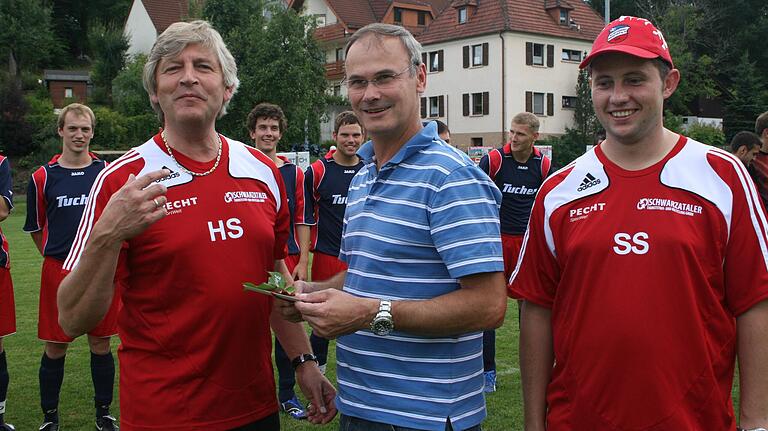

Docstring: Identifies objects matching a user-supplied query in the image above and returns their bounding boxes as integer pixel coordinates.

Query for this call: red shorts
[311,252,348,282]
[502,233,524,283]
[0,268,15,337]
[39,256,119,343]
[284,253,300,273]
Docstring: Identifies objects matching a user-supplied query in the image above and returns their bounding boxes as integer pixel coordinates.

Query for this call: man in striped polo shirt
[287,23,507,431]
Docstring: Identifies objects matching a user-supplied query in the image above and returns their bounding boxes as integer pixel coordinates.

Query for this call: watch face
[372,317,394,336]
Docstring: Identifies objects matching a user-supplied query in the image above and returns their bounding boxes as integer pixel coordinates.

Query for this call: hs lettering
[208,218,243,241]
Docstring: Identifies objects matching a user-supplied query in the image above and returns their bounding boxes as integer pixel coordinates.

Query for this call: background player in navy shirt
[296,111,365,372]
[23,104,118,431]
[479,112,550,392]
[247,102,309,421]
[0,155,15,431]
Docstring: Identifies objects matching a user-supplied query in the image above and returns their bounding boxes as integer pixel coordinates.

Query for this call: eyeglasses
[343,65,414,92]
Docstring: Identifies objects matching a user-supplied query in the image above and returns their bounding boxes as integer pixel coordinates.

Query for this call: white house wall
[303,0,338,26]
[125,0,157,57]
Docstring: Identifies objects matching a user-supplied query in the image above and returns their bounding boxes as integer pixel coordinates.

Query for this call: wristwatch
[370,299,394,336]
[291,353,318,370]
[737,427,768,431]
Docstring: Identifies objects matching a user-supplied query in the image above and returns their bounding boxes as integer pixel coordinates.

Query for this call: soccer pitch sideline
[7,194,743,430]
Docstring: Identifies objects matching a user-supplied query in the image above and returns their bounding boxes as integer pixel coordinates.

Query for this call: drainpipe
[499,31,506,146]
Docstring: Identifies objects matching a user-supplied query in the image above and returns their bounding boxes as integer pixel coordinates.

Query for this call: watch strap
[291,353,318,369]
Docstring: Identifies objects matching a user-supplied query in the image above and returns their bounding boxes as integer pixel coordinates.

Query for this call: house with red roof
[293,0,605,148]
[124,0,191,57]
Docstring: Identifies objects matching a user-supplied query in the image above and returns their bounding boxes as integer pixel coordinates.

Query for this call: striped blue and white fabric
[336,122,504,431]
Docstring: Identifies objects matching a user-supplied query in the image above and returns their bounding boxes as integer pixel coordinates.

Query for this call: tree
[573,69,601,142]
[89,24,129,106]
[204,0,328,147]
[113,54,154,117]
[0,78,35,156]
[0,0,61,77]
[722,53,767,141]
[51,0,132,62]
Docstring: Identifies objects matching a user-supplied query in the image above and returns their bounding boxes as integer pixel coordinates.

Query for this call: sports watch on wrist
[370,299,394,336]
[291,353,318,370]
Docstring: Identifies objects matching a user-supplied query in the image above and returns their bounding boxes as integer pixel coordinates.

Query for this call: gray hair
[143,20,239,122]
[345,23,423,75]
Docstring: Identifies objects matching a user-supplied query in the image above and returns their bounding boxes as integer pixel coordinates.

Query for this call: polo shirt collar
[357,122,438,167]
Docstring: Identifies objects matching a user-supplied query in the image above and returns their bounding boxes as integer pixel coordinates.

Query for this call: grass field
[0,196,524,430]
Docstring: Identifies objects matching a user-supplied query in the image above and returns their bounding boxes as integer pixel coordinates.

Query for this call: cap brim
[579,45,662,69]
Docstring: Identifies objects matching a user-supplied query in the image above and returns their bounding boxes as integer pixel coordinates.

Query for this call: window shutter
[526,42,533,65]
[547,44,554,67]
[482,92,489,115]
[421,97,427,118]
[526,91,533,113]
[438,95,445,117]
[463,93,470,116]
[438,50,444,71]
[547,93,554,116]
[482,43,489,66]
[422,52,428,66]
[463,46,470,68]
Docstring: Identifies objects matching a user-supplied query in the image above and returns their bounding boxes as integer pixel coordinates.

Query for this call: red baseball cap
[579,16,674,69]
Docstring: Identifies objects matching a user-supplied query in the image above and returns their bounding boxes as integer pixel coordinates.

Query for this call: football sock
[90,351,114,418]
[0,351,8,424]
[39,353,65,423]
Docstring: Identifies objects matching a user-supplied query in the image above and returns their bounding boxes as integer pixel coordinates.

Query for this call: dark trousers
[229,412,279,430]
[339,414,481,431]
[274,338,295,402]
[482,330,496,372]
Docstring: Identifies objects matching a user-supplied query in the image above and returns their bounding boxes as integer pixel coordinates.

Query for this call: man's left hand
[295,289,378,338]
[295,363,337,424]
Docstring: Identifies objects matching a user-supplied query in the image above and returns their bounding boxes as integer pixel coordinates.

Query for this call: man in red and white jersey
[0,155,15,431]
[479,112,550,392]
[56,20,335,430]
[510,16,768,431]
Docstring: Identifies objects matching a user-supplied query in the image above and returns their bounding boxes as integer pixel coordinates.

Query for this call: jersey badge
[636,198,702,217]
[223,191,268,204]
[569,202,606,222]
[70,171,85,176]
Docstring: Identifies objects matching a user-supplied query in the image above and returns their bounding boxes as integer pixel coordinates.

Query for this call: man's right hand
[276,280,315,323]
[94,169,169,242]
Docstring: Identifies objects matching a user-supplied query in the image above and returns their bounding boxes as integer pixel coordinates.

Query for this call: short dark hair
[756,111,768,136]
[334,111,362,134]
[730,131,762,153]
[434,120,449,136]
[246,103,286,133]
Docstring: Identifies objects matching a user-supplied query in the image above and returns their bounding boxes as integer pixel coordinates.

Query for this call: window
[462,92,489,116]
[421,95,444,118]
[526,91,555,116]
[532,43,544,66]
[418,11,427,25]
[559,9,569,25]
[394,8,402,23]
[463,43,488,68]
[314,14,326,27]
[429,96,440,117]
[335,48,344,62]
[526,42,555,67]
[562,96,577,109]
[429,50,443,72]
[458,7,467,24]
[533,93,545,115]
[64,87,73,98]
[562,49,582,62]
[471,137,484,146]
[333,85,341,97]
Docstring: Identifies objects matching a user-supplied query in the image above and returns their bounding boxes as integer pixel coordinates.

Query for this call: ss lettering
[612,232,649,255]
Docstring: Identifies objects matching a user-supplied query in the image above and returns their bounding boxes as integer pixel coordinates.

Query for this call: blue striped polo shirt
[336,122,504,430]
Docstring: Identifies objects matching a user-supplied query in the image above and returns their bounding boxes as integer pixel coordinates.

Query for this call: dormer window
[458,7,467,24]
[418,11,427,25]
[559,9,568,24]
[394,7,402,24]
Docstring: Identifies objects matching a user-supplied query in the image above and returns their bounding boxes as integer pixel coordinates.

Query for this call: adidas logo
[577,173,601,192]
[156,165,181,182]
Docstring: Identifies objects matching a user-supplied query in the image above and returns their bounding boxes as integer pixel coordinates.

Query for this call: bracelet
[291,353,318,370]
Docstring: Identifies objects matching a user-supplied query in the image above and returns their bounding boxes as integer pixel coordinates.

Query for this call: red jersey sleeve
[293,167,306,226]
[715,153,768,315]
[508,174,563,306]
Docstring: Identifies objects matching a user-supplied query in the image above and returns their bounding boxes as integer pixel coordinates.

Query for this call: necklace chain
[161,131,222,177]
